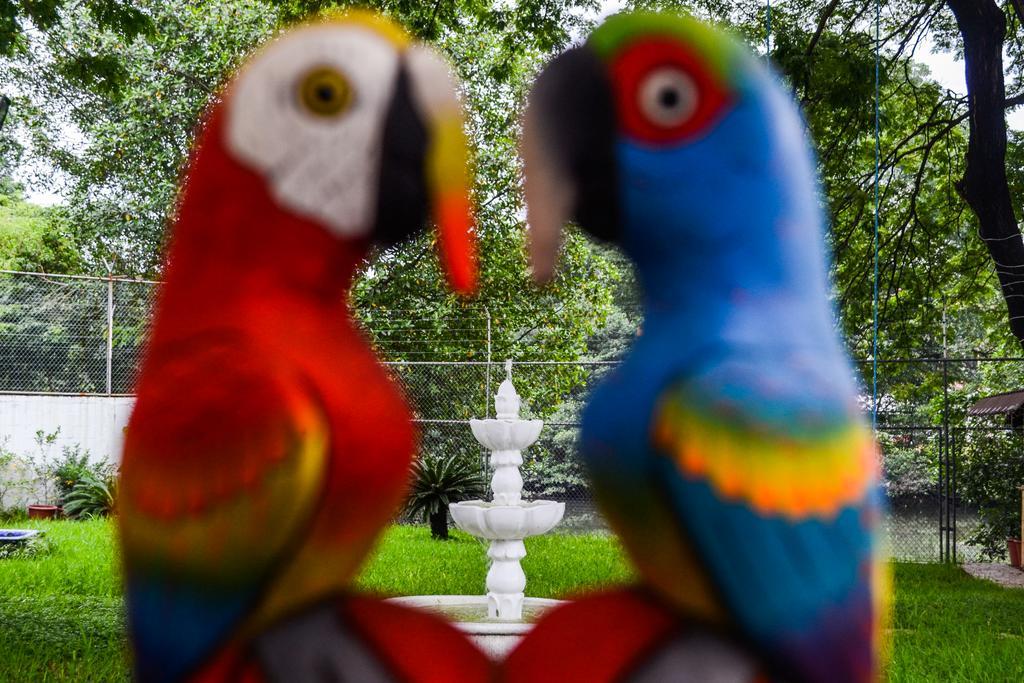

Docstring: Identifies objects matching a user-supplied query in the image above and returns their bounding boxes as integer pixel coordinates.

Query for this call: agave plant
[406,453,486,540]
[62,471,117,519]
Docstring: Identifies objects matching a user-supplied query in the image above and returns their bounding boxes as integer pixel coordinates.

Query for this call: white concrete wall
[0,394,135,465]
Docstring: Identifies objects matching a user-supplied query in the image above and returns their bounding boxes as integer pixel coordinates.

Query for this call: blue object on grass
[0,529,42,543]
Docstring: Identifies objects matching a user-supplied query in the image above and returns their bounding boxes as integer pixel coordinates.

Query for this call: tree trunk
[429,509,449,540]
[947,0,1024,343]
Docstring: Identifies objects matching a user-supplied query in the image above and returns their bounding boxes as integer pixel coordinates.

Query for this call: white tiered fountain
[390,360,566,658]
[451,360,566,621]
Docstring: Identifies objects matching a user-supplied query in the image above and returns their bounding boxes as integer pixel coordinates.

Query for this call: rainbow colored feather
[654,397,877,519]
[651,387,888,676]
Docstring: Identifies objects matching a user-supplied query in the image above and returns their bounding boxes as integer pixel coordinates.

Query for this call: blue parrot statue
[506,12,887,683]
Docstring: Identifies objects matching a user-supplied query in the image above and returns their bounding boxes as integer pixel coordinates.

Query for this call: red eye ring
[609,37,731,145]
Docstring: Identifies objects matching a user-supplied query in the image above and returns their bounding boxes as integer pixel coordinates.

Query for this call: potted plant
[1009,539,1023,568]
[1014,486,1024,569]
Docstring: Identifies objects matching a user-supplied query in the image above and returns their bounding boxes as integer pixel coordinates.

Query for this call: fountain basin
[388,595,565,659]
[469,419,543,452]
[449,500,565,540]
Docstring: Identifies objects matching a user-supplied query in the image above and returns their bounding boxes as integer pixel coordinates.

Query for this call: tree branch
[946,0,1024,343]
[1011,0,1024,27]
[806,0,842,58]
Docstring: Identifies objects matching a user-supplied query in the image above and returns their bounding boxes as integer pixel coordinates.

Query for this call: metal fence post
[945,430,955,563]
[106,274,114,395]
[942,308,952,561]
[485,307,492,418]
[946,430,954,565]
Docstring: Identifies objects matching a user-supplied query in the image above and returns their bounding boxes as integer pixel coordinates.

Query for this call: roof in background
[968,390,1024,417]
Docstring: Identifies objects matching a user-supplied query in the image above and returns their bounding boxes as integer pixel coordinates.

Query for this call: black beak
[523,45,619,280]
[373,63,429,247]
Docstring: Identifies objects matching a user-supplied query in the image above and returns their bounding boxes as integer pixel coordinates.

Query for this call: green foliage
[353,11,620,404]
[0,437,31,510]
[50,444,97,504]
[959,429,1024,560]
[1,0,620,415]
[25,432,111,508]
[0,506,28,522]
[62,471,117,519]
[877,431,937,501]
[405,453,486,539]
[29,428,60,505]
[0,0,152,58]
[0,182,84,273]
[523,398,589,498]
[1,0,280,276]
[522,450,588,498]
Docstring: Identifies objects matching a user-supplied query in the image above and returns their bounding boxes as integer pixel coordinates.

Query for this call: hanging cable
[872,0,881,429]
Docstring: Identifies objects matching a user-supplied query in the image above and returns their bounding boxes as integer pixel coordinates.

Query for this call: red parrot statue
[118,12,490,683]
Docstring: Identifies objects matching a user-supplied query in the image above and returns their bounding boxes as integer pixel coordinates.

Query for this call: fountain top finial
[495,359,521,419]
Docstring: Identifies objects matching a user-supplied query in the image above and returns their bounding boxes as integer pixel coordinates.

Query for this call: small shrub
[522,450,587,498]
[51,444,95,505]
[0,437,32,510]
[0,506,28,523]
[405,454,486,540]
[878,431,937,501]
[30,429,60,504]
[63,472,117,519]
[521,400,588,498]
[959,428,1024,560]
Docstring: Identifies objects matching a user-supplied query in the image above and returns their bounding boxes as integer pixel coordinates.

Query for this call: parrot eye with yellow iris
[611,38,731,145]
[298,67,352,118]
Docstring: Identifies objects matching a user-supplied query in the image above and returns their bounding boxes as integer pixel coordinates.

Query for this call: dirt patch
[962,563,1024,588]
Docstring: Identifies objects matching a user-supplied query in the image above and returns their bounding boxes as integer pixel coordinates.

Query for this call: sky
[917,34,1024,130]
[18,2,1023,203]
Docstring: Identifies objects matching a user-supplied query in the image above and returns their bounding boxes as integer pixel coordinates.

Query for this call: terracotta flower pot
[27,505,60,520]
[1008,538,1022,569]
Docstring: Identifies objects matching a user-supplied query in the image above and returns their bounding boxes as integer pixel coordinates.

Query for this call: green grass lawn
[0,519,1022,681]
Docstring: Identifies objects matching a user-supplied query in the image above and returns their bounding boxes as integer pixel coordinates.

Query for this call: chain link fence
[4,270,1024,561]
[0,270,155,394]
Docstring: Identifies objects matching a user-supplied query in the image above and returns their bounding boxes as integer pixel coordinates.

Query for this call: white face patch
[225,24,401,237]
[404,44,460,119]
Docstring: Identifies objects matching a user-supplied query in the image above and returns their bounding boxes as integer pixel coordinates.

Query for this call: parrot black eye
[298,66,352,118]
[638,67,698,128]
